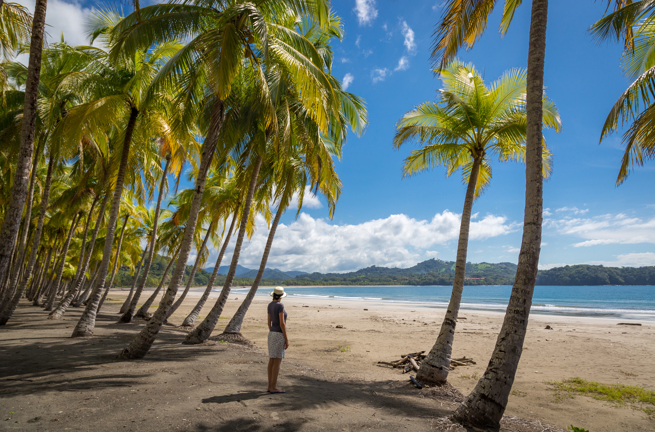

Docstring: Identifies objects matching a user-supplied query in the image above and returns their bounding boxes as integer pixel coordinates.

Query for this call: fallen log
[617,323,642,326]
[408,357,420,372]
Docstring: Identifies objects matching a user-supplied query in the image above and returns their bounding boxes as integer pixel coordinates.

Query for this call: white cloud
[589,252,655,267]
[395,56,409,71]
[556,206,589,215]
[354,0,378,26]
[363,49,373,57]
[212,211,518,273]
[400,20,416,53]
[547,213,655,247]
[543,208,552,217]
[355,35,362,48]
[341,57,350,63]
[506,246,520,253]
[342,73,354,90]
[16,0,93,46]
[287,186,323,210]
[371,68,389,83]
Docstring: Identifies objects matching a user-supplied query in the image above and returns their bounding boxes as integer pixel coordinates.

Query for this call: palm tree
[395,61,560,385]
[116,0,332,360]
[592,3,655,183]
[426,0,559,427]
[0,0,47,290]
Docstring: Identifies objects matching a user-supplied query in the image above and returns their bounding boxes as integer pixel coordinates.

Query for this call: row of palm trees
[0,0,652,429]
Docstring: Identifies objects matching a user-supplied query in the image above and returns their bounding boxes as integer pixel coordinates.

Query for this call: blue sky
[19,0,655,272]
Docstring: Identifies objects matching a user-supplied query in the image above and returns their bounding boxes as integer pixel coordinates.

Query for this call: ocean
[226,285,655,321]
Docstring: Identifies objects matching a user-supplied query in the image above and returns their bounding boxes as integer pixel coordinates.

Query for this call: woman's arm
[279,311,289,349]
[267,312,272,331]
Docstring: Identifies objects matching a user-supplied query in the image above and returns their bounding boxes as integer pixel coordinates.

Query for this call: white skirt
[268,331,285,358]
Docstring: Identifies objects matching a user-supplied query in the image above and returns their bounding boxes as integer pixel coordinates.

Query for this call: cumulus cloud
[287,186,322,210]
[16,0,93,46]
[371,68,390,83]
[556,206,589,215]
[589,252,655,267]
[354,0,378,26]
[342,73,354,90]
[400,20,416,53]
[395,56,409,71]
[547,213,655,247]
[212,211,519,273]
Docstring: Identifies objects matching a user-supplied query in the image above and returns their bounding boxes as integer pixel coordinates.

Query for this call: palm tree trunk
[452,0,549,428]
[182,213,237,327]
[4,151,55,315]
[164,220,213,322]
[32,245,55,306]
[0,0,48,286]
[118,100,224,359]
[118,156,170,323]
[118,243,149,315]
[26,248,44,301]
[8,138,43,288]
[36,240,62,307]
[43,214,81,311]
[98,215,130,312]
[222,204,284,335]
[135,246,179,319]
[72,195,99,286]
[184,154,263,345]
[417,157,481,385]
[51,191,109,317]
[74,264,99,307]
[72,107,139,338]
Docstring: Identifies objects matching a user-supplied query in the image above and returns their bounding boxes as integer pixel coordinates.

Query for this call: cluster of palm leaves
[0,0,366,360]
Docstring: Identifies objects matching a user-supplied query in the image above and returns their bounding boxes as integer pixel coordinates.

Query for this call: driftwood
[617,323,642,326]
[378,351,475,374]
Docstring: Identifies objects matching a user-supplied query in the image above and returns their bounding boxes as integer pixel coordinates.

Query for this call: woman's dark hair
[273,293,282,300]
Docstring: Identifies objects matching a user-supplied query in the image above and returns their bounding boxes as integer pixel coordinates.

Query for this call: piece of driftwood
[617,323,642,326]
[408,357,420,372]
[380,351,474,374]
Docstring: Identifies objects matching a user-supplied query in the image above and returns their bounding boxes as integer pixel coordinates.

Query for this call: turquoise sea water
[227,285,655,321]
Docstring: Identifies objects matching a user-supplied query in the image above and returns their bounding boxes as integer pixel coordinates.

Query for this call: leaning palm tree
[395,61,560,385]
[115,0,333,359]
[427,0,568,427]
[592,4,655,183]
[0,0,46,289]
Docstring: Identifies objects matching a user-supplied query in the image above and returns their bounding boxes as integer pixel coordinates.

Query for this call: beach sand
[1,287,653,432]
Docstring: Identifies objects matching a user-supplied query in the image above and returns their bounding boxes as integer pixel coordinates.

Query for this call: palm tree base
[451,393,503,430]
[416,361,449,386]
[117,312,133,323]
[214,332,252,346]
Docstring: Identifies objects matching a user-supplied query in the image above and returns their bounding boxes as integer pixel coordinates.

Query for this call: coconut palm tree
[395,61,560,385]
[427,0,561,427]
[116,0,333,360]
[0,0,47,289]
[592,4,655,183]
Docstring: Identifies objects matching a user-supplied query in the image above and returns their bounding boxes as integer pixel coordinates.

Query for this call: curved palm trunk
[452,1,549,428]
[98,215,130,312]
[43,214,81,311]
[74,264,99,307]
[49,192,108,318]
[72,107,139,337]
[135,246,179,319]
[0,0,48,286]
[118,157,170,323]
[118,244,149,315]
[164,220,213,322]
[182,213,237,327]
[31,246,54,306]
[1,152,55,319]
[118,101,224,359]
[417,157,481,385]
[72,196,99,286]
[35,240,61,306]
[222,205,283,335]
[8,139,43,289]
[184,155,263,345]
[26,248,44,301]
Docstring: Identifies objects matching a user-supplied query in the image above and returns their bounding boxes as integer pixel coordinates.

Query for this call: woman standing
[267,286,289,393]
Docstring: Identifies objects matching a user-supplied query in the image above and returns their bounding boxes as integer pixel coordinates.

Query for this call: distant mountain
[205,264,252,276]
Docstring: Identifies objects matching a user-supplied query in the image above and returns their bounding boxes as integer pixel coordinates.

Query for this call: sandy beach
[1,287,654,432]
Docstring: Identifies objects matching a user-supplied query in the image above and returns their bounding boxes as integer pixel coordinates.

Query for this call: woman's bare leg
[270,358,283,392]
[267,358,274,391]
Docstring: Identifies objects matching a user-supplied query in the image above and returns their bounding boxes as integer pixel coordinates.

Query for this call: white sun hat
[270,286,287,298]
